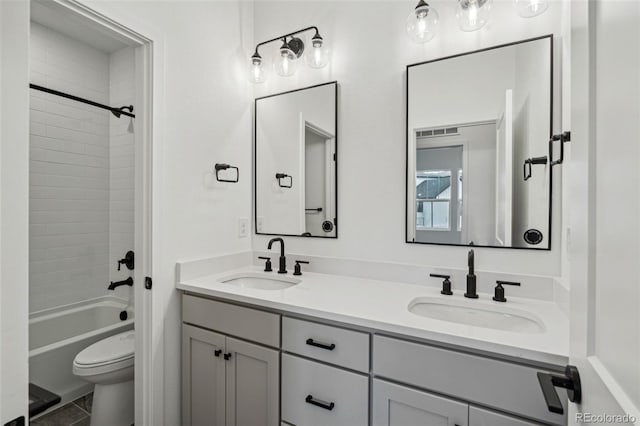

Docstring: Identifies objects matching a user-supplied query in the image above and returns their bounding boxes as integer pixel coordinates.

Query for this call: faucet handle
[493,280,521,302]
[293,260,309,276]
[258,256,272,272]
[430,274,452,295]
[117,251,135,271]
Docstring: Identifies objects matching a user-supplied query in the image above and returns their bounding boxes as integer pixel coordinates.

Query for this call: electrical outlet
[238,218,249,238]
[257,216,264,233]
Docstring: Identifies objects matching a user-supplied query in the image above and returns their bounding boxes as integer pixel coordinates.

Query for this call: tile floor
[31,393,92,426]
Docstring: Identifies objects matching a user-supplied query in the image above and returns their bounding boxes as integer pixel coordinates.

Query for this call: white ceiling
[31,0,131,53]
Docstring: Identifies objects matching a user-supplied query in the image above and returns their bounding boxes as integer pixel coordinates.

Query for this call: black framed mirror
[255,81,338,238]
[406,36,553,250]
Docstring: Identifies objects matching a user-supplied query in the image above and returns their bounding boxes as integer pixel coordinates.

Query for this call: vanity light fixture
[456,0,492,32]
[406,0,547,40]
[514,0,549,18]
[406,0,439,44]
[249,26,329,83]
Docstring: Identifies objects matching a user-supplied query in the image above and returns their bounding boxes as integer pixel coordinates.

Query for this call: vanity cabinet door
[182,324,226,426]
[372,379,468,426]
[469,406,543,426]
[225,336,279,426]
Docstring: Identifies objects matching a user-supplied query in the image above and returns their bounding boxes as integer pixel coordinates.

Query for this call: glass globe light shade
[406,0,439,44]
[456,0,492,32]
[248,53,267,84]
[306,34,330,69]
[274,41,298,77]
[515,0,548,18]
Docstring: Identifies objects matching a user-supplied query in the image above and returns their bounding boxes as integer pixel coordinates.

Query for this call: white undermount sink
[218,272,300,290]
[408,297,545,334]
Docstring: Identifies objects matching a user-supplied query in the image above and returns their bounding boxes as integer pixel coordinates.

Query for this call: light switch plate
[238,218,249,238]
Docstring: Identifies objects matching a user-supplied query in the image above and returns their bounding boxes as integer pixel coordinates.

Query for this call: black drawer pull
[306,338,336,351]
[214,349,222,357]
[305,394,335,411]
[223,353,232,361]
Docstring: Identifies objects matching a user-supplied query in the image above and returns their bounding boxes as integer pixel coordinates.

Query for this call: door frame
[28,1,158,424]
[408,120,499,243]
[569,0,640,422]
[494,89,513,247]
[301,118,335,234]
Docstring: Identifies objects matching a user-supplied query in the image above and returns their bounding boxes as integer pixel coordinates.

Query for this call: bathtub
[29,296,134,409]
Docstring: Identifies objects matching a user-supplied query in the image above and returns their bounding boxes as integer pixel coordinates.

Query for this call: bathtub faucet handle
[117,251,135,271]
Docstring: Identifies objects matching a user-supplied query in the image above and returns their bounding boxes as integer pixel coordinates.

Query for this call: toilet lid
[74,330,135,367]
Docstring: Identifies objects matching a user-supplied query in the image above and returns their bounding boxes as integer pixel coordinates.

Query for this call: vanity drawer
[372,335,567,425]
[182,294,280,347]
[282,317,369,372]
[282,354,369,426]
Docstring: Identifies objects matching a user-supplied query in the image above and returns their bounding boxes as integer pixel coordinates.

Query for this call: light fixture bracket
[252,26,323,60]
[459,0,489,9]
[287,37,305,58]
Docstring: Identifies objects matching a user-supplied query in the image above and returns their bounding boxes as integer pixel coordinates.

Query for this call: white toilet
[73,330,135,426]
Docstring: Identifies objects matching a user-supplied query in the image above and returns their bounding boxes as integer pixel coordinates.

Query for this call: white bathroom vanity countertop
[177,266,569,366]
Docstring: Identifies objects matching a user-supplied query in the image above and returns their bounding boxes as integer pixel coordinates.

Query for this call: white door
[568,0,640,424]
[495,89,513,246]
[0,1,30,423]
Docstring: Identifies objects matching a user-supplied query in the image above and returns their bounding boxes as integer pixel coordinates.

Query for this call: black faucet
[267,237,287,274]
[108,277,133,290]
[464,249,478,299]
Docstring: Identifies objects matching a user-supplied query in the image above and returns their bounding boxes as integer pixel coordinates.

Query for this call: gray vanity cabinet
[182,294,561,426]
[373,379,468,426]
[181,295,280,426]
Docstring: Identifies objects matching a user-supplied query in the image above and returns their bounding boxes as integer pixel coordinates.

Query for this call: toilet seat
[73,330,135,376]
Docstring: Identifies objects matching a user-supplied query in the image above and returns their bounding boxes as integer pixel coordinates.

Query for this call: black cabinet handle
[537,365,582,415]
[306,338,336,351]
[223,353,232,361]
[305,394,335,411]
[214,349,222,357]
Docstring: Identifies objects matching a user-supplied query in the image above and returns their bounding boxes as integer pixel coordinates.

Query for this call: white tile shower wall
[29,23,111,312]
[252,0,566,277]
[108,47,135,303]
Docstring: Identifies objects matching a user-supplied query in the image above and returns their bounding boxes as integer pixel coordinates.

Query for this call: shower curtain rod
[29,83,136,118]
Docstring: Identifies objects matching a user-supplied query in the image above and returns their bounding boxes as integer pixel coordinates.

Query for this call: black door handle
[537,365,581,414]
[305,394,335,411]
[306,338,336,351]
